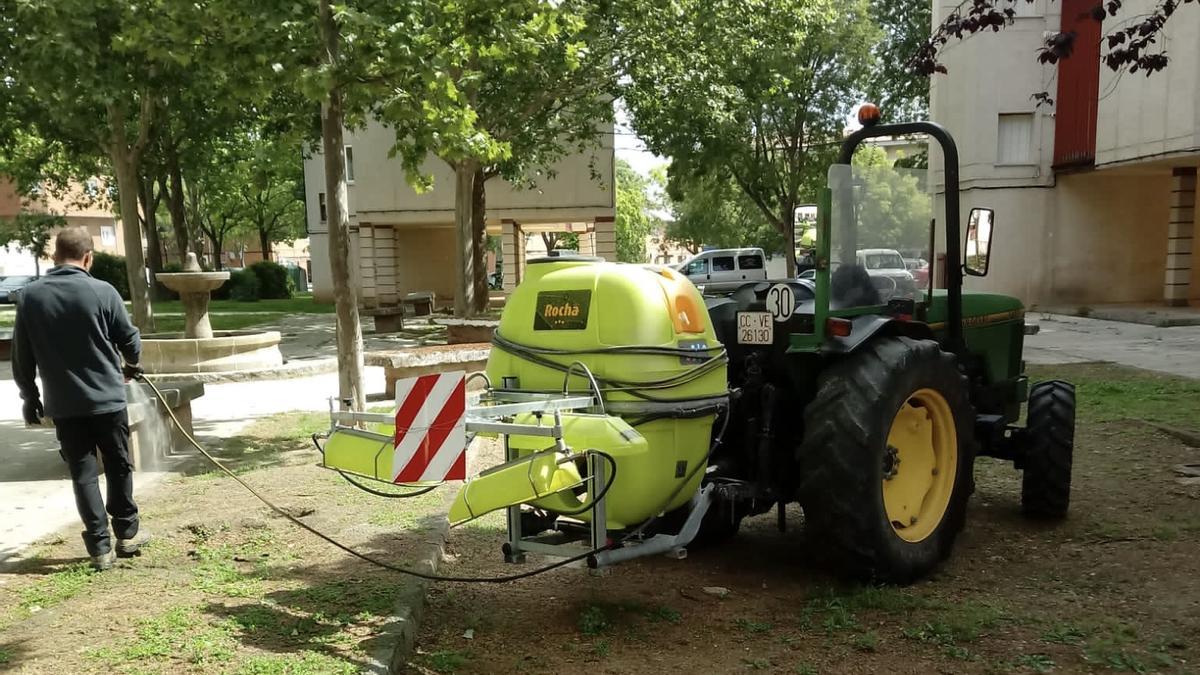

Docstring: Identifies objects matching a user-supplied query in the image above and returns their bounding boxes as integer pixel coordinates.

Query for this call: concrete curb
[365,499,453,674]
[1146,421,1200,448]
[143,357,338,384]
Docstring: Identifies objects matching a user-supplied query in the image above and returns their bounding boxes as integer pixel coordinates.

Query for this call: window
[344,147,355,183]
[100,225,116,247]
[737,254,764,270]
[684,258,708,275]
[711,256,735,272]
[318,192,327,222]
[997,113,1034,164]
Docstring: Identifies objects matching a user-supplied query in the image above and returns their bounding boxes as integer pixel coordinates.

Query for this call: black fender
[824,316,935,354]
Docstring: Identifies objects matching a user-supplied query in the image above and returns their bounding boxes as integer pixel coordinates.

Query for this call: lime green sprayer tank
[485,258,728,528]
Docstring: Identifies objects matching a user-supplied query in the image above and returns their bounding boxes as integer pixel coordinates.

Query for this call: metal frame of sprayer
[319,365,718,570]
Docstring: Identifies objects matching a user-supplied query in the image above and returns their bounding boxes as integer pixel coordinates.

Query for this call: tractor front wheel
[1020,380,1075,519]
[800,337,977,584]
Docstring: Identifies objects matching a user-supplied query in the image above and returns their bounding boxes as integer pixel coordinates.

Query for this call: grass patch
[190,544,265,598]
[236,651,358,675]
[735,618,774,634]
[0,647,10,664]
[578,604,610,636]
[17,562,96,612]
[1028,363,1200,429]
[88,606,237,667]
[154,312,286,334]
[900,601,1006,660]
[852,630,880,653]
[1042,622,1087,646]
[646,604,682,624]
[1081,622,1174,673]
[1014,653,1056,673]
[423,650,471,673]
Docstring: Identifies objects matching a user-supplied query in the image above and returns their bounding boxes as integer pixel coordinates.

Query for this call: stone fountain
[140,252,284,375]
[157,253,228,339]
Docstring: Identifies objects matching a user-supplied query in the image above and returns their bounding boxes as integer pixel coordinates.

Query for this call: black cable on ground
[140,376,611,583]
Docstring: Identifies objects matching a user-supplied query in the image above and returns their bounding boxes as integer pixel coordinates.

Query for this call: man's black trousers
[54,409,140,556]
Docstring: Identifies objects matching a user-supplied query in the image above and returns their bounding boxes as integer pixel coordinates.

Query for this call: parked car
[856,248,916,297]
[0,275,38,304]
[676,247,768,293]
[905,257,931,287]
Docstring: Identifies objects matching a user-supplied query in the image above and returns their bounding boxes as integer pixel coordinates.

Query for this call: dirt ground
[0,411,459,674]
[409,363,1200,674]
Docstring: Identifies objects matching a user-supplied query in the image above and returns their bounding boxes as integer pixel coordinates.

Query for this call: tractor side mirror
[964,208,994,277]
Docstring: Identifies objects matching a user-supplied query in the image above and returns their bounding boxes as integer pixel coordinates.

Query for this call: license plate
[737,312,773,345]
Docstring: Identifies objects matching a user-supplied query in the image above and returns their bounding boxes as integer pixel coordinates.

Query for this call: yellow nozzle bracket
[449,449,585,525]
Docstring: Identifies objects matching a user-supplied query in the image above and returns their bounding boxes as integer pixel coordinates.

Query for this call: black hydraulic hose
[338,471,441,499]
[138,376,612,583]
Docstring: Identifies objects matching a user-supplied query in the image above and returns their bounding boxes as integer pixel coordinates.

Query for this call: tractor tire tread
[1021,380,1075,519]
[799,337,977,584]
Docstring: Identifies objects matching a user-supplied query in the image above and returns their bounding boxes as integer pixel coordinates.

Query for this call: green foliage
[221,269,261,303]
[620,0,880,262]
[91,252,131,300]
[665,171,784,254]
[247,261,293,300]
[847,146,933,253]
[615,160,657,263]
[17,562,96,611]
[866,0,931,121]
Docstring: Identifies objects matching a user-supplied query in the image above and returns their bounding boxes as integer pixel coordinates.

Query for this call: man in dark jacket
[12,227,151,570]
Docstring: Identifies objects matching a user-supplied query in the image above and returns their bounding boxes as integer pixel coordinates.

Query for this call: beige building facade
[0,178,124,276]
[930,0,1200,307]
[303,119,616,307]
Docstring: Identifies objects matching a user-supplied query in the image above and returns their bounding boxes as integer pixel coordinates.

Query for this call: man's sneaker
[116,530,152,557]
[90,549,115,571]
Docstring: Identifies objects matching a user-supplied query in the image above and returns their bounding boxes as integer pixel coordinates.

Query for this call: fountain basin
[141,330,284,375]
[156,271,230,293]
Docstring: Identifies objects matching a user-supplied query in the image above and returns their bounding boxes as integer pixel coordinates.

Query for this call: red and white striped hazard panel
[391,371,467,483]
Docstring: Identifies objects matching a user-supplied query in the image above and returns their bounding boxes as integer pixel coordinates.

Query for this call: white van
[676,248,768,292]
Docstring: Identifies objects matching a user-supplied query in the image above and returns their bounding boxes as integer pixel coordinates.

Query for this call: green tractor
[691,112,1079,582]
[321,112,1076,585]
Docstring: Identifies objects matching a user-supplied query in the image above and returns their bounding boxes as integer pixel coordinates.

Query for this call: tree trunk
[140,178,167,300]
[541,232,559,253]
[783,206,797,278]
[109,148,153,331]
[471,167,489,314]
[259,227,273,263]
[209,232,224,270]
[162,154,189,262]
[319,0,366,412]
[452,159,478,317]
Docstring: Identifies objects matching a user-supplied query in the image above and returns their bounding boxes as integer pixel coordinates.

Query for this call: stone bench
[126,380,205,472]
[366,344,491,399]
[431,318,500,345]
[365,306,406,334]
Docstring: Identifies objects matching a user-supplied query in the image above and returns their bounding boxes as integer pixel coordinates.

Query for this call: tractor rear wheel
[800,337,976,584]
[1020,380,1075,519]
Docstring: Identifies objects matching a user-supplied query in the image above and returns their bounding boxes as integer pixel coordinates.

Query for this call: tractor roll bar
[837,122,965,354]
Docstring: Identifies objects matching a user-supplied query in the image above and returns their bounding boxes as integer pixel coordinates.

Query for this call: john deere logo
[534,290,591,330]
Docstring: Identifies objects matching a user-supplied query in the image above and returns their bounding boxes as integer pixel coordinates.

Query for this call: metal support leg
[503,437,526,563]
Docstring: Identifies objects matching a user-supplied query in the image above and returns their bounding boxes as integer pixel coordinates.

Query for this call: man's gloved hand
[22,398,43,426]
[122,363,144,381]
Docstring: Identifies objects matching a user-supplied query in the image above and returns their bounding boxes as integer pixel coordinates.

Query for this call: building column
[502,220,524,293]
[1165,167,1195,306]
[359,224,377,308]
[593,216,616,262]
[577,229,596,257]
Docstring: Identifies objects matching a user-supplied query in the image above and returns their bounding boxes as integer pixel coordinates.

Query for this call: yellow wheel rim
[882,388,958,543]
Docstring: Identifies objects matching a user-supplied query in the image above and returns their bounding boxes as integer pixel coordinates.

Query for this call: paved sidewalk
[1025,313,1200,379]
[0,368,386,564]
